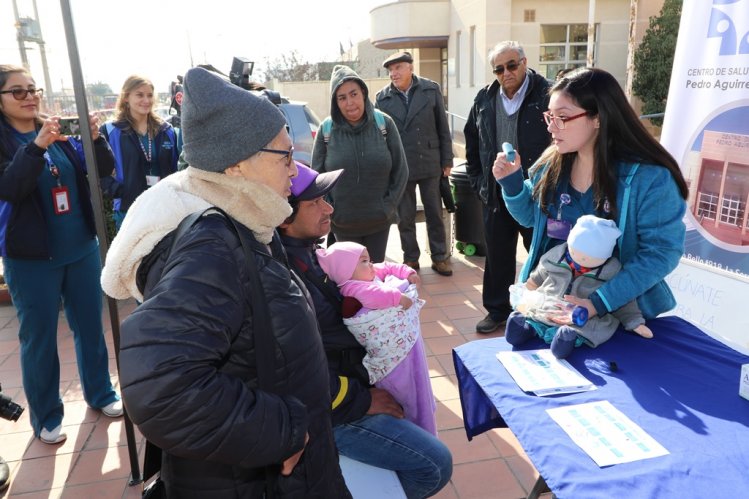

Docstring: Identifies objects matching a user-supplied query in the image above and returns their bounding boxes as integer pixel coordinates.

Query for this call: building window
[524,9,536,22]
[720,194,743,226]
[697,191,719,221]
[455,30,461,88]
[469,26,476,87]
[539,24,597,80]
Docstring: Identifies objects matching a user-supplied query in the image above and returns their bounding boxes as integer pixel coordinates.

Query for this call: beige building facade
[369,0,665,121]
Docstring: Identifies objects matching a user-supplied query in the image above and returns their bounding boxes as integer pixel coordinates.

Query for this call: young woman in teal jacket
[494,67,689,322]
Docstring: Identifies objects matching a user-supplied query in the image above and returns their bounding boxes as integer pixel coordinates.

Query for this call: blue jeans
[334,414,452,498]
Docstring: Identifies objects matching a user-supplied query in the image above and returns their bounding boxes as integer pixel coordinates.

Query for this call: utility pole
[11,0,29,68]
[32,0,54,110]
[12,0,54,109]
[624,0,639,101]
[587,0,597,67]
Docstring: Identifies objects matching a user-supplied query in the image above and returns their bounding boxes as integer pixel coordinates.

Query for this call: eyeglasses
[543,111,588,130]
[0,88,44,100]
[259,146,294,167]
[492,60,522,75]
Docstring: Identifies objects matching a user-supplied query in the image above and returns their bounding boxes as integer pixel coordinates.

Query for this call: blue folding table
[453,316,749,499]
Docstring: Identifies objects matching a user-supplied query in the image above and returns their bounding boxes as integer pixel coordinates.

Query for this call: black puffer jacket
[280,234,372,427]
[119,214,350,498]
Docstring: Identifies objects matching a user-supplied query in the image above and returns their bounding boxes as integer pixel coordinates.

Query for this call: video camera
[0,383,24,422]
[169,57,283,125]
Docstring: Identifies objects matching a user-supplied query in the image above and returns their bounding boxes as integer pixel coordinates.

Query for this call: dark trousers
[333,227,391,263]
[397,176,447,263]
[482,203,532,321]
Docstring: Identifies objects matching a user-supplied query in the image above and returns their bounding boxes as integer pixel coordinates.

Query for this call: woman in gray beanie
[312,65,408,263]
[101,67,351,498]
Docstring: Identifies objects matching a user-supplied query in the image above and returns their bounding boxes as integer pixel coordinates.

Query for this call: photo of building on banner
[660,0,749,352]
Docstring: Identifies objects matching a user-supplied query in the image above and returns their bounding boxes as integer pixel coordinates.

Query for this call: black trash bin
[449,163,486,256]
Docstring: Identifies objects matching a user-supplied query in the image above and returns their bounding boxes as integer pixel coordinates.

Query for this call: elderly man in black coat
[376,51,455,276]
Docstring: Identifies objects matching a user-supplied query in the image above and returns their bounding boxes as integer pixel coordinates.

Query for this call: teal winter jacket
[499,161,686,319]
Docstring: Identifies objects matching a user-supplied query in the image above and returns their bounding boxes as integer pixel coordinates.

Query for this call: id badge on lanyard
[547,193,572,240]
[45,152,71,215]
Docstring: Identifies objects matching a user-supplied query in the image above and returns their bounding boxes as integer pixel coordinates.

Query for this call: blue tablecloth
[453,316,749,499]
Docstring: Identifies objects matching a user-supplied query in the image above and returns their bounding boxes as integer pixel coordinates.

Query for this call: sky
[1,0,386,94]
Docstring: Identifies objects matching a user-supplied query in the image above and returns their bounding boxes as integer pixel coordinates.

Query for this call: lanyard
[44,151,63,187]
[138,132,153,163]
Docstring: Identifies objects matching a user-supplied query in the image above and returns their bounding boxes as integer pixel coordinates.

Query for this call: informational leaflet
[547,401,669,467]
[496,349,596,396]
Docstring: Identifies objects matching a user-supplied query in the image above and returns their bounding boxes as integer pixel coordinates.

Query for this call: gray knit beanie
[181,67,287,172]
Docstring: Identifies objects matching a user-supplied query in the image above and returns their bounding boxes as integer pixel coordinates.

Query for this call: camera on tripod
[0,383,24,421]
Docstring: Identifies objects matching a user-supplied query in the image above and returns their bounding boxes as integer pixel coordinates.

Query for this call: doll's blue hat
[568,215,621,260]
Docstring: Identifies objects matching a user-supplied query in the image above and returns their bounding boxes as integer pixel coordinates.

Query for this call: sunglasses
[492,61,522,75]
[259,146,294,167]
[0,88,44,100]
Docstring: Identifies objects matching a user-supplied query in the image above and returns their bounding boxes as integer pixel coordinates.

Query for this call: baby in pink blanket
[317,242,437,435]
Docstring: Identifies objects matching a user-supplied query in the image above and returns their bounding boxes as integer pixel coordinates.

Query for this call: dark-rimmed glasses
[492,61,521,75]
[0,88,44,100]
[543,111,588,130]
[259,146,294,167]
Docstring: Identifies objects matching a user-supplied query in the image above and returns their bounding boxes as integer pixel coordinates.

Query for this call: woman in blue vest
[100,75,180,230]
[0,65,122,445]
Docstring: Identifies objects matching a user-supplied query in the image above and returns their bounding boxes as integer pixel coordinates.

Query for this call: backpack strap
[373,109,387,137]
[321,111,387,144]
[142,207,279,496]
[321,117,333,144]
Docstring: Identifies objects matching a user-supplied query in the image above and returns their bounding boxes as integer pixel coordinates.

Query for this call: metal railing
[447,111,467,144]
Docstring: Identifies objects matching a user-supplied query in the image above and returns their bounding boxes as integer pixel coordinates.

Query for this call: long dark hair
[0,64,43,158]
[532,67,688,218]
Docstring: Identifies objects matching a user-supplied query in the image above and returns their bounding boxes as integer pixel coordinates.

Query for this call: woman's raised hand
[33,117,67,149]
[492,149,523,181]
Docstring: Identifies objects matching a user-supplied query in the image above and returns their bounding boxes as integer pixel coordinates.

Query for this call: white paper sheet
[546,400,669,467]
[496,349,597,396]
[339,455,407,498]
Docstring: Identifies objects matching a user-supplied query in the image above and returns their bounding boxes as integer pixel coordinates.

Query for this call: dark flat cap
[383,51,413,68]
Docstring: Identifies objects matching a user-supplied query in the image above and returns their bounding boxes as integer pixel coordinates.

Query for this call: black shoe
[476,314,506,334]
[0,456,9,493]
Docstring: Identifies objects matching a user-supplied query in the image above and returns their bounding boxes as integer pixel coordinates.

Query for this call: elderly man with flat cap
[280,164,453,499]
[102,68,351,498]
[375,51,455,276]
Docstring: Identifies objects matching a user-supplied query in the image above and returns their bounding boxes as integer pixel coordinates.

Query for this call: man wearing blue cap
[280,164,453,499]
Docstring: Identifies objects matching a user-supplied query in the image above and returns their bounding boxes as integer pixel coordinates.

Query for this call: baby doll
[505,215,652,359]
[316,242,437,435]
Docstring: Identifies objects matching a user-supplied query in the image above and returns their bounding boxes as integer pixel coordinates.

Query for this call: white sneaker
[101,400,123,418]
[40,425,67,444]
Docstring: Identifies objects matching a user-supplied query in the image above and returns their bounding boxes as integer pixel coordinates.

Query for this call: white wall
[446,0,636,121]
[273,78,391,120]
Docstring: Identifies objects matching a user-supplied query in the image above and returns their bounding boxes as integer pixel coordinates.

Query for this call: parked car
[277,98,320,166]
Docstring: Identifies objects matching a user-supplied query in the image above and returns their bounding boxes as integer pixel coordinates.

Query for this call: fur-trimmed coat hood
[101,166,291,301]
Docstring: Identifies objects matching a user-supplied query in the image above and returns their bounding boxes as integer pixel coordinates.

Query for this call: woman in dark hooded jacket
[311,65,408,263]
